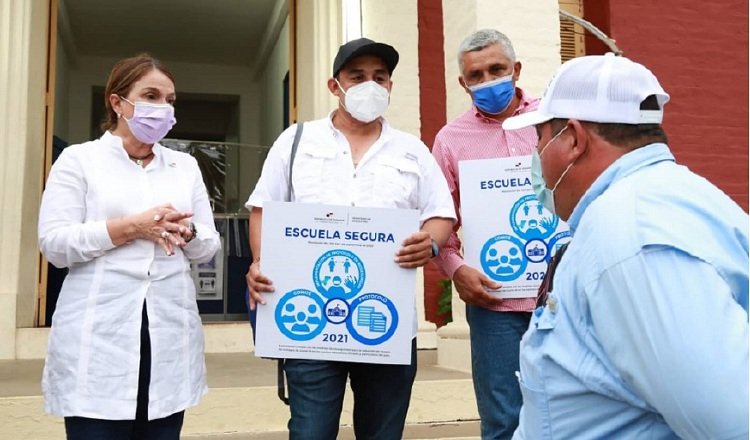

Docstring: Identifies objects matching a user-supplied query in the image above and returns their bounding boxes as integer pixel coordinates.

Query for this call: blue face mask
[531,126,573,215]
[468,75,514,115]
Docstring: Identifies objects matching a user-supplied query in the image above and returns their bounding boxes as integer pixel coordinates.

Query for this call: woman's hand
[148,207,194,254]
[107,204,193,255]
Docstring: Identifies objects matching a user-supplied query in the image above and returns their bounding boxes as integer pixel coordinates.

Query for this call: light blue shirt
[514,143,749,439]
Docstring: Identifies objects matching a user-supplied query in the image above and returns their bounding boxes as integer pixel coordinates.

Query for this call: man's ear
[568,119,590,160]
[458,76,472,96]
[512,61,522,82]
[327,78,341,96]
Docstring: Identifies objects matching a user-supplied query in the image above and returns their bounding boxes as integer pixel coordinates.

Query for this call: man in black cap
[245,38,456,439]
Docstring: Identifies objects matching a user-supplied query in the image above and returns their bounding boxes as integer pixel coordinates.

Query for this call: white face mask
[336,80,390,123]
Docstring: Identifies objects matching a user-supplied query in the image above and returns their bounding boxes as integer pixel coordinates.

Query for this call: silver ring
[161,231,170,239]
[153,214,161,221]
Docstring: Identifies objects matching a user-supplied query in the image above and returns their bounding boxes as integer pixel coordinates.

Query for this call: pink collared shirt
[432,89,540,312]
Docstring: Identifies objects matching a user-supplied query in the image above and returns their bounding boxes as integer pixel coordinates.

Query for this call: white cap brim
[502,110,554,130]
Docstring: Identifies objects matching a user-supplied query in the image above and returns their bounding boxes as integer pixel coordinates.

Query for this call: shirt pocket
[291,147,336,202]
[516,373,553,439]
[372,155,421,208]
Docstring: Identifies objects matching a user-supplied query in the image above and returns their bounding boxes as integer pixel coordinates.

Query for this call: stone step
[183,420,481,439]
[0,350,479,439]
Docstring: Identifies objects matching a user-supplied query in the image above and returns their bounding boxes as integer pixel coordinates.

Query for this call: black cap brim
[332,38,399,77]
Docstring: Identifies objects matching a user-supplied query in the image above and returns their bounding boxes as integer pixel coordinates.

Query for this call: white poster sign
[255,202,419,365]
[459,156,570,298]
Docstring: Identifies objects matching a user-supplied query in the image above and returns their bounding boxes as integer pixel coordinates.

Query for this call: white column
[295,0,341,121]
[0,0,50,359]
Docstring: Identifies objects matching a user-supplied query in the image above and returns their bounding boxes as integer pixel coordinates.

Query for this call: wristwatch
[430,239,440,258]
[184,222,198,243]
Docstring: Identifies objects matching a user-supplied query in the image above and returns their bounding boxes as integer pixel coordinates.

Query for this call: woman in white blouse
[38,54,220,440]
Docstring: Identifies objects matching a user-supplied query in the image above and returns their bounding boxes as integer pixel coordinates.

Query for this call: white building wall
[361,0,420,138]
[442,0,478,122]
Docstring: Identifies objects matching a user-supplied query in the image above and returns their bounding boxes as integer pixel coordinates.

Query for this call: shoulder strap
[277,122,303,406]
[287,122,304,202]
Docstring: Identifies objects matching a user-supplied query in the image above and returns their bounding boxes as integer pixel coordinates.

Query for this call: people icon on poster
[480,234,528,282]
[510,194,558,241]
[281,303,323,333]
[275,289,327,341]
[313,249,366,299]
[327,276,347,297]
[485,247,523,275]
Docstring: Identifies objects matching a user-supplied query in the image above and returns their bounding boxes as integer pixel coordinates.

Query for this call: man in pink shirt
[432,29,539,439]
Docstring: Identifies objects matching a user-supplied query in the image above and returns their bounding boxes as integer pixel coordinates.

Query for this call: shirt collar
[327,109,392,141]
[472,87,534,122]
[101,130,163,166]
[566,143,675,234]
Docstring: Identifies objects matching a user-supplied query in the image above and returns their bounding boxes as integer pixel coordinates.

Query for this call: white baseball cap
[503,53,670,130]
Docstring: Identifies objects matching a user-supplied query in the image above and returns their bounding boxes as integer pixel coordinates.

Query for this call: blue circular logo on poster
[524,238,548,264]
[313,249,366,299]
[346,293,398,346]
[510,194,559,241]
[324,297,350,324]
[480,234,528,282]
[275,289,327,341]
[547,231,572,261]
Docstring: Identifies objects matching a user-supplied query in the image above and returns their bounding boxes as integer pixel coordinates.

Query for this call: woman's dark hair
[100,53,175,133]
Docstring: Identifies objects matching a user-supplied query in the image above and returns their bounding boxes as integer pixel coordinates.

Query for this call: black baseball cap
[332,38,399,77]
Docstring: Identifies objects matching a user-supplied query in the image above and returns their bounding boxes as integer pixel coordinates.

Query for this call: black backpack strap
[287,122,304,202]
[277,359,289,405]
[277,122,303,406]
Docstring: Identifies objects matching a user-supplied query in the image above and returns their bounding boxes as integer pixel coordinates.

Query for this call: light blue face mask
[468,75,514,114]
[531,126,573,215]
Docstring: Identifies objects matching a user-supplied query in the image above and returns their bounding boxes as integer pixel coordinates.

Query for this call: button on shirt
[514,144,749,439]
[432,89,540,312]
[38,131,221,420]
[246,113,457,336]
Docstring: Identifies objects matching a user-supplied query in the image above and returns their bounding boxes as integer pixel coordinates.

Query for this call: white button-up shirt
[247,113,454,219]
[246,113,456,337]
[38,131,220,420]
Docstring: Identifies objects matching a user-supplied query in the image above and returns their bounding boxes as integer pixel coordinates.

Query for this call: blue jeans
[283,338,417,440]
[466,305,531,440]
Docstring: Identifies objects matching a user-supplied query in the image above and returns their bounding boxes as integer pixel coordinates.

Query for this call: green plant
[437,278,453,323]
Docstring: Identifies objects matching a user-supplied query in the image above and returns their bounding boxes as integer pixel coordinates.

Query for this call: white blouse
[38,131,221,420]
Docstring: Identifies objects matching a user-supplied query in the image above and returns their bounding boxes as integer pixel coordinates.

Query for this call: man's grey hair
[457,29,516,72]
